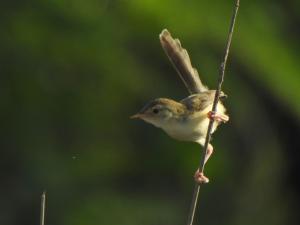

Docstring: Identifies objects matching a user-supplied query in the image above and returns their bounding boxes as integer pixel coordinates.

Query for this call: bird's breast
[162,116,208,142]
[161,103,225,142]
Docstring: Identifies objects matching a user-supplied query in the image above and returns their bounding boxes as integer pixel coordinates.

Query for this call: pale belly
[162,104,225,143]
[163,117,218,142]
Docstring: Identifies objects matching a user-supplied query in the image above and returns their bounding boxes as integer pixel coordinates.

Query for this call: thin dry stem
[40,191,46,225]
[186,1,240,225]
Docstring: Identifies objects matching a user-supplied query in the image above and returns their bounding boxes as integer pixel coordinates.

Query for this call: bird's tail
[159,29,208,94]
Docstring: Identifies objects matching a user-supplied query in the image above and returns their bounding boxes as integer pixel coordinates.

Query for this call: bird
[131,29,229,183]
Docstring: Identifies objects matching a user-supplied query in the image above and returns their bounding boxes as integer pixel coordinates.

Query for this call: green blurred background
[1,0,300,224]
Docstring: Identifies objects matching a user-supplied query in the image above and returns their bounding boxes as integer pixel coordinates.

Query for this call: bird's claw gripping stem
[194,169,209,184]
[207,111,229,123]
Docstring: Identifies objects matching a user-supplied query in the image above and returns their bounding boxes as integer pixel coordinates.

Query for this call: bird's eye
[153,108,159,114]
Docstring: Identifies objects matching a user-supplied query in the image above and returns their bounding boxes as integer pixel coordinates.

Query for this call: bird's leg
[207,111,229,123]
[204,143,214,164]
[194,143,214,184]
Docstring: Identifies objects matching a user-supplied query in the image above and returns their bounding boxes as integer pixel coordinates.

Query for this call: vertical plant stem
[40,191,46,225]
[186,1,240,225]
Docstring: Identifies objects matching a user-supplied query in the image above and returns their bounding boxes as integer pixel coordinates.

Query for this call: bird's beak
[130,114,143,119]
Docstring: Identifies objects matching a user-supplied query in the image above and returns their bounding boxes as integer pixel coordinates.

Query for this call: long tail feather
[159,29,208,94]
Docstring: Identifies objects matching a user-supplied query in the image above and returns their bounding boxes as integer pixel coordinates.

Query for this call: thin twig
[40,191,46,225]
[186,1,240,225]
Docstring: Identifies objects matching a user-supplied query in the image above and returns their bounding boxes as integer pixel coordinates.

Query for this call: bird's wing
[159,29,208,94]
[181,91,215,112]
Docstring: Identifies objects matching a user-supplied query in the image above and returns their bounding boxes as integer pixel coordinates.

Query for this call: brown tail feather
[159,29,208,94]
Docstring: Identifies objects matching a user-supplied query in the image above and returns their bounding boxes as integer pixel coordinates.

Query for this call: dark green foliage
[0,0,299,225]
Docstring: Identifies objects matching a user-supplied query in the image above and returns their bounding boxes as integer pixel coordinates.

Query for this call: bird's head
[131,98,185,128]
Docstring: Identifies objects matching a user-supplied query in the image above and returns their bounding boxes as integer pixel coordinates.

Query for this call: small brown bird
[131,29,229,183]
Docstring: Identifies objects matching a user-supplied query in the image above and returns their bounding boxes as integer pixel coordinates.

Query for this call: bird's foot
[207,111,229,123]
[194,169,209,184]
